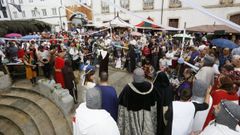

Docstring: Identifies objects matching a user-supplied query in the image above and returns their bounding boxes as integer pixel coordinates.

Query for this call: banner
[180,0,240,32]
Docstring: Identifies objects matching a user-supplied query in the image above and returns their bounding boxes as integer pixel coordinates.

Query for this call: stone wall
[0,72,12,90]
[34,79,74,115]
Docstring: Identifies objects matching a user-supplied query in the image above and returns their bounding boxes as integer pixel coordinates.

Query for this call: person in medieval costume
[54,50,66,88]
[126,44,136,73]
[164,80,211,135]
[98,49,109,76]
[200,100,240,135]
[23,49,37,85]
[62,60,78,103]
[118,68,164,135]
[73,87,120,135]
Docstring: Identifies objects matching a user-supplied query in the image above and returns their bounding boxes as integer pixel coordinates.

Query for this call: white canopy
[103,17,135,28]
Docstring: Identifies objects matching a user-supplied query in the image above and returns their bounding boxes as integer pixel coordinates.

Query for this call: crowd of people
[0,29,240,135]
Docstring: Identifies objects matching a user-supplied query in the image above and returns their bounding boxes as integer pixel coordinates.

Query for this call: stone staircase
[0,88,72,135]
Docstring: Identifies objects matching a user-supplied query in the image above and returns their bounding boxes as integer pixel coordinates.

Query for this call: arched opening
[230,14,240,25]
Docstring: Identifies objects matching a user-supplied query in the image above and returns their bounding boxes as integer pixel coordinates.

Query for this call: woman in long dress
[23,50,37,85]
[62,60,78,103]
[54,51,66,88]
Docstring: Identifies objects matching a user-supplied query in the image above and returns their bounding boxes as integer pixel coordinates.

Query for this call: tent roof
[103,17,135,28]
[187,25,239,33]
[135,17,162,29]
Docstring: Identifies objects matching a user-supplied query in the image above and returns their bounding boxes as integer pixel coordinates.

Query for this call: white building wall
[1,0,81,31]
[92,0,240,29]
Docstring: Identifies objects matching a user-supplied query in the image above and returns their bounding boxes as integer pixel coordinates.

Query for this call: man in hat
[118,68,164,135]
[201,100,240,135]
[73,87,120,135]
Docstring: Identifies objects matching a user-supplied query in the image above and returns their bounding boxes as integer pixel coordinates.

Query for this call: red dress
[203,89,239,129]
[18,49,25,60]
[54,56,65,88]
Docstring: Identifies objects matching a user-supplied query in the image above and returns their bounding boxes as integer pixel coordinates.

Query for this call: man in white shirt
[73,87,120,135]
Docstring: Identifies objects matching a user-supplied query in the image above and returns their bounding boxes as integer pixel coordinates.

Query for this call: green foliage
[0,19,51,36]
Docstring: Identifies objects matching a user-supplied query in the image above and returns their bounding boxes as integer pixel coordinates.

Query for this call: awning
[187,25,239,33]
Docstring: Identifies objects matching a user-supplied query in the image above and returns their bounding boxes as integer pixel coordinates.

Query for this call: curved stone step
[0,105,40,135]
[0,96,55,135]
[1,88,72,135]
[0,116,24,135]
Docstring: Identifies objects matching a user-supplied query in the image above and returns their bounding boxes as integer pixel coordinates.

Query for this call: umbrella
[4,33,22,38]
[211,38,238,49]
[130,31,142,36]
[22,35,40,40]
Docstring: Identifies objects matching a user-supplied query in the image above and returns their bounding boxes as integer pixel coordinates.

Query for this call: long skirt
[25,66,37,80]
[55,71,65,88]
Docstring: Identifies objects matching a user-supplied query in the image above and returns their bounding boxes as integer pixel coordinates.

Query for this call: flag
[8,3,22,12]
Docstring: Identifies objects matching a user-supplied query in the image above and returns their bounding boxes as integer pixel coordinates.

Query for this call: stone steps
[0,116,24,135]
[0,105,40,135]
[0,88,72,135]
[0,96,55,135]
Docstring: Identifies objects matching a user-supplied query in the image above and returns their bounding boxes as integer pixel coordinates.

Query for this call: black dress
[153,72,173,106]
[99,52,109,76]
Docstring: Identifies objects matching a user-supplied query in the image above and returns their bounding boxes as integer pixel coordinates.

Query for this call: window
[169,0,182,8]
[120,0,129,9]
[101,1,109,13]
[52,8,57,15]
[42,9,47,16]
[31,10,36,17]
[13,11,18,18]
[169,19,179,28]
[29,0,33,3]
[10,0,15,4]
[220,0,233,5]
[143,0,154,10]
[22,10,25,17]
[19,0,23,4]
[230,14,240,25]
